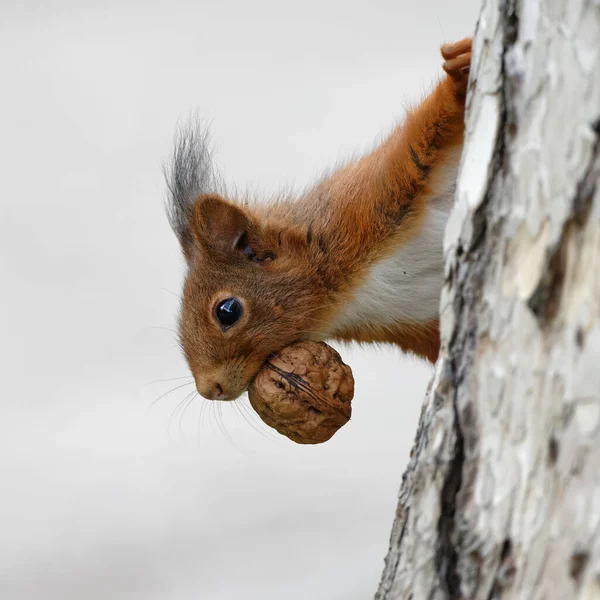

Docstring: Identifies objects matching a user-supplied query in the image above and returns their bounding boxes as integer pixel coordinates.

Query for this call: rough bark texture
[376,0,600,598]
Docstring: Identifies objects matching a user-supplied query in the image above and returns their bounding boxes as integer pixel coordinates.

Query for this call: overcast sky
[1,1,479,598]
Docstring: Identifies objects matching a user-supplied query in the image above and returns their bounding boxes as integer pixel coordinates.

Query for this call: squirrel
[165,38,472,401]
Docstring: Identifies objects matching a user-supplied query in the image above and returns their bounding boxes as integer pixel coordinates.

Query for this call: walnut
[248,341,354,444]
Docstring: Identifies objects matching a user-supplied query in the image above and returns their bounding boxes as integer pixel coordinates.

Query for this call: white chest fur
[331,195,453,333]
[330,147,460,335]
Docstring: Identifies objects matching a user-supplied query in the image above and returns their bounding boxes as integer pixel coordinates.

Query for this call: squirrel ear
[193,194,275,263]
[192,194,250,251]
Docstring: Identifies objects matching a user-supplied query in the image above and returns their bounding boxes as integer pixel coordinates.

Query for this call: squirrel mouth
[241,349,282,396]
[244,364,264,392]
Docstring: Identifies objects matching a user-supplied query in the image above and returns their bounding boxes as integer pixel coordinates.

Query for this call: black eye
[215,297,243,330]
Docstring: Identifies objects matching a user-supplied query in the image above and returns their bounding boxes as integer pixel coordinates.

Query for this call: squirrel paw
[441,37,472,99]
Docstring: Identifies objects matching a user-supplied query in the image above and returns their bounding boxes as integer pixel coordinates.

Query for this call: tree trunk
[376,0,600,598]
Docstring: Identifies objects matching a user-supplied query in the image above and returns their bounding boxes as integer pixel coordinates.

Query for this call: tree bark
[376,0,600,598]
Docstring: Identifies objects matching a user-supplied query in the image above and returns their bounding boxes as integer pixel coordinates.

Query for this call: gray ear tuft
[164,119,220,258]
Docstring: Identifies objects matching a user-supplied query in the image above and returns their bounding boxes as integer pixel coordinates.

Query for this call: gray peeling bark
[376,0,600,598]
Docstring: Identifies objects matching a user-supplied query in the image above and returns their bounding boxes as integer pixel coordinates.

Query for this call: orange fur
[168,38,472,399]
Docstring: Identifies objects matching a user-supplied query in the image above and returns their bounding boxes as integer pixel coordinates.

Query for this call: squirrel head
[165,127,334,400]
[179,194,333,400]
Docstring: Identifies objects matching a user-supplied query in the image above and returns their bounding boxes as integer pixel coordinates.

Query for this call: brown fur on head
[165,126,333,399]
[179,194,336,400]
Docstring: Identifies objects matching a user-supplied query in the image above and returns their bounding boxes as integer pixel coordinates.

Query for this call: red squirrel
[166,38,472,401]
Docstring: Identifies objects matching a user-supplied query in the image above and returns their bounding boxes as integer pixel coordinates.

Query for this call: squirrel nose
[210,383,229,401]
[196,380,230,401]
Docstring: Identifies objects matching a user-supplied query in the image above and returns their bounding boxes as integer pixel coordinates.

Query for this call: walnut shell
[248,341,354,444]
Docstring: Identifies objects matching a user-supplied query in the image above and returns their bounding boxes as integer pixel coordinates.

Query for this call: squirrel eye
[215,297,243,330]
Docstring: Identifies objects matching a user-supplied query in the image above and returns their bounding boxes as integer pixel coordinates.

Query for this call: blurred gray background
[0,1,478,598]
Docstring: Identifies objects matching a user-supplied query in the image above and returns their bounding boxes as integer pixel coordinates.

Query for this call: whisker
[197,398,207,446]
[236,396,282,445]
[168,389,196,441]
[178,391,199,442]
[199,395,211,432]
[160,287,184,302]
[146,325,180,335]
[216,402,248,454]
[207,401,218,436]
[142,375,193,387]
[213,403,229,440]
[147,381,195,414]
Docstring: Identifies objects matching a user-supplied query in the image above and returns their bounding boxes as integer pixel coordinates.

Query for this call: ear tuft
[164,121,217,261]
